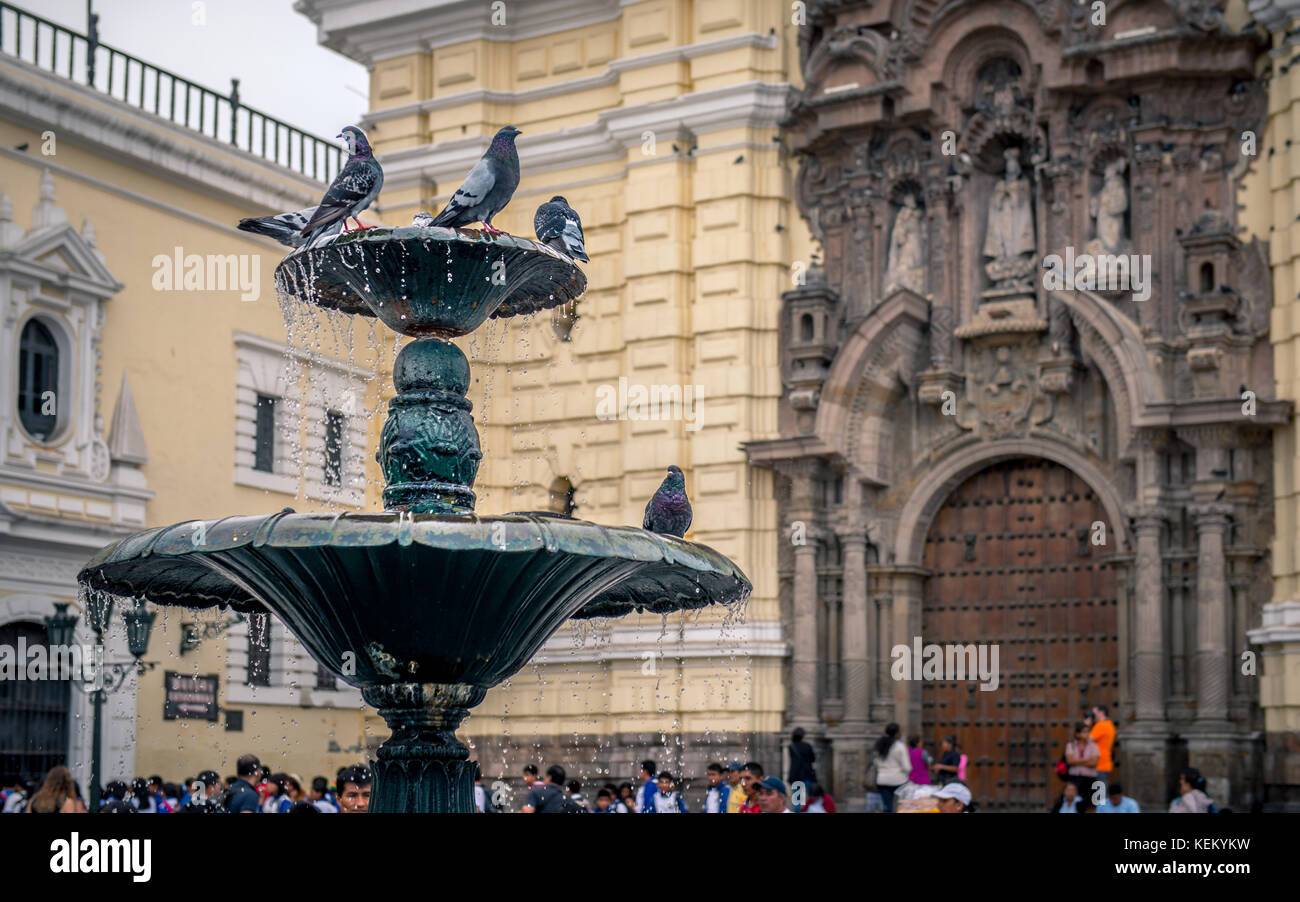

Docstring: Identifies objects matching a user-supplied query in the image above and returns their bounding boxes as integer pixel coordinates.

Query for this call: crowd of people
[0,707,1225,814]
[0,754,373,814]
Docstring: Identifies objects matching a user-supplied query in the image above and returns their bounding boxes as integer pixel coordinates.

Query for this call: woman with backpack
[869,723,912,813]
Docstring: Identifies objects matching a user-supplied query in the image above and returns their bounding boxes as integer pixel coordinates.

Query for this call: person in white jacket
[872,723,912,813]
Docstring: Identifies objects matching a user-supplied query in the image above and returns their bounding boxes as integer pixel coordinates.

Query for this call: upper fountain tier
[275,226,587,337]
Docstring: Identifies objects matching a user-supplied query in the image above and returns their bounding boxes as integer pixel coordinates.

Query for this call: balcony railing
[0,1,341,183]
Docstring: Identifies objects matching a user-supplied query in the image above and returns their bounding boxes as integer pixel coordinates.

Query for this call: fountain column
[362,682,486,813]
[378,338,482,513]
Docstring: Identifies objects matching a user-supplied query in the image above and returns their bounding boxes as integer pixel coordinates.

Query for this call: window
[315,662,338,691]
[246,613,271,687]
[324,410,344,487]
[0,621,71,781]
[253,395,276,473]
[17,319,59,441]
[1200,262,1215,294]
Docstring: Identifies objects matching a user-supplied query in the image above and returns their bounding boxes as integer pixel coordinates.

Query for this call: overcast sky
[33,0,368,139]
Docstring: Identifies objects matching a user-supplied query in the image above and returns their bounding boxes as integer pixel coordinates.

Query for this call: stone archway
[919,457,1118,811]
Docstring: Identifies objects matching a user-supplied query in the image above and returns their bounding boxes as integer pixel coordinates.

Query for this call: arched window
[1200,262,1215,294]
[0,620,71,782]
[800,313,815,342]
[18,319,60,441]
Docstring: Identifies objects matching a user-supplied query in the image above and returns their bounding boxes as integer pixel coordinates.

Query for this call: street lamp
[47,592,157,810]
[44,603,78,648]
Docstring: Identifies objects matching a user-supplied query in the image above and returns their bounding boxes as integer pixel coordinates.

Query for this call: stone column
[890,566,928,734]
[1131,513,1166,723]
[1191,504,1232,724]
[792,537,821,725]
[839,528,871,728]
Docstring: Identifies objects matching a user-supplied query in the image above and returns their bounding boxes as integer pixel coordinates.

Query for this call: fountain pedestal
[362,682,485,813]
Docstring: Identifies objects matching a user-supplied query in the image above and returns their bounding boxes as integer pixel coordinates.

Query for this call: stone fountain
[76,225,751,813]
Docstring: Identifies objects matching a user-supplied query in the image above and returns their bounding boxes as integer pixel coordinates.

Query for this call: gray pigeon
[412,211,435,227]
[430,125,521,233]
[534,196,589,262]
[643,465,692,537]
[238,206,341,247]
[299,126,383,238]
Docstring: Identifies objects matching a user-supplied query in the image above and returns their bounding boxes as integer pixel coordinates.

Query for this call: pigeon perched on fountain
[429,126,521,234]
[298,126,384,239]
[412,211,435,227]
[238,206,341,247]
[534,196,589,262]
[643,465,692,537]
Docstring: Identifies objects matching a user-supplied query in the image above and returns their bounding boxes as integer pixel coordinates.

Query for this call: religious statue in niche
[1088,158,1129,257]
[884,192,926,295]
[983,147,1036,292]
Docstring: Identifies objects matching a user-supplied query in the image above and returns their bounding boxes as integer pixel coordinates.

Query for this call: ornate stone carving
[983,148,1037,294]
[884,192,926,295]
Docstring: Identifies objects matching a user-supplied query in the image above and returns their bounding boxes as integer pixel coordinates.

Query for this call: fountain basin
[76,511,751,690]
[274,226,586,337]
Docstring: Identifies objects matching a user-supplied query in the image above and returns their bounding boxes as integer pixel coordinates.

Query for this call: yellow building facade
[0,12,386,790]
[1250,0,1300,808]
[299,0,811,784]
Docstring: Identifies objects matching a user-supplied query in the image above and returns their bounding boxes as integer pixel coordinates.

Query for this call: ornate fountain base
[378,338,483,513]
[361,682,486,813]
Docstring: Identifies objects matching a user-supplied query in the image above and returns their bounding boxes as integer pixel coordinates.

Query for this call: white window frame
[233,332,370,503]
[225,614,364,709]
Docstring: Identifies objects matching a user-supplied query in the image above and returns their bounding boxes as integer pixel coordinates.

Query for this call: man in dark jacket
[787,728,817,788]
[522,765,579,813]
[225,754,262,813]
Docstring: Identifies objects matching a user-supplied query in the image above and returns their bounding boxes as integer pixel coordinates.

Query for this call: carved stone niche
[783,273,839,430]
[1179,205,1242,399]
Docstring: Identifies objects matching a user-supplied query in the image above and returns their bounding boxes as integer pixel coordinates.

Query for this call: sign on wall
[163,671,219,721]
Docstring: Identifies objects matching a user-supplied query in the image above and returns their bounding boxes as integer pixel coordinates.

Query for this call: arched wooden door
[920,458,1118,811]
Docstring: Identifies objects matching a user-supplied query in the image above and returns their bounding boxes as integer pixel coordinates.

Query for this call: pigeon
[298,126,384,239]
[412,211,435,227]
[533,196,589,262]
[430,125,522,234]
[643,465,692,537]
[238,206,341,247]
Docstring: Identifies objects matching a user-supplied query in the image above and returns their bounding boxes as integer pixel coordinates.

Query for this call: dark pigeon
[534,195,589,262]
[430,125,522,233]
[238,206,340,247]
[643,465,692,537]
[298,126,383,238]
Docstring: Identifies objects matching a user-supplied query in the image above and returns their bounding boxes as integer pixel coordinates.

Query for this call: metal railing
[0,1,341,183]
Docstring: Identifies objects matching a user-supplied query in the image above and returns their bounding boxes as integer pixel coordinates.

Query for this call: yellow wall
[356,1,811,746]
[1247,24,1300,737]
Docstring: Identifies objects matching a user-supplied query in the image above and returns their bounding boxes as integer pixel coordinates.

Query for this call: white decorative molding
[0,60,320,214]
[1247,599,1300,645]
[533,619,787,665]
[379,80,793,195]
[297,0,635,65]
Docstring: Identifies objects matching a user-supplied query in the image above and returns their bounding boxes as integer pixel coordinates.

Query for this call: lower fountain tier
[76,511,751,690]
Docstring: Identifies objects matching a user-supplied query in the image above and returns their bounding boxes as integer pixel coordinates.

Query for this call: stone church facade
[747,0,1290,810]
